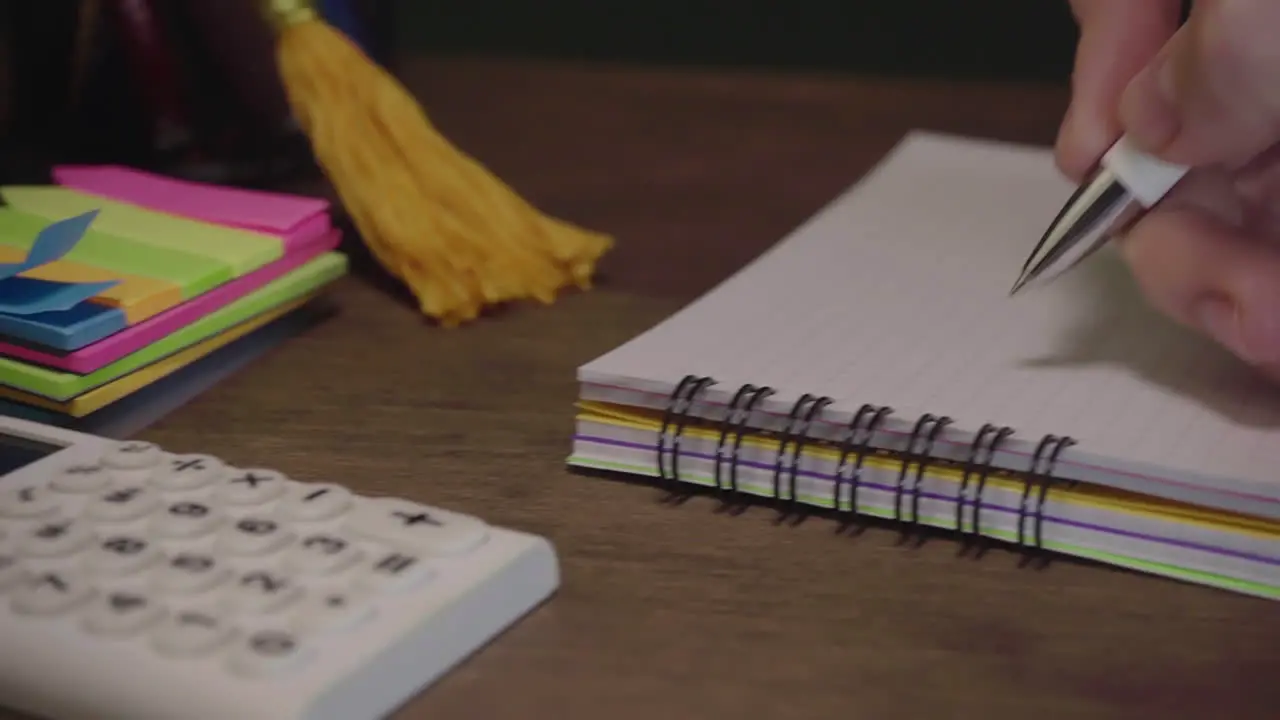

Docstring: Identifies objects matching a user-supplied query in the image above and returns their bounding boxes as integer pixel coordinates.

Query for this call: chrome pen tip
[1009,273,1032,296]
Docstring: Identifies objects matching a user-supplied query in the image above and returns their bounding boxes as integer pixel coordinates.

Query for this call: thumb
[1119,0,1280,168]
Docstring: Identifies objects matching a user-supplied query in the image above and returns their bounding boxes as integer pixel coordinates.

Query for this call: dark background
[397,0,1082,82]
[5,0,1189,184]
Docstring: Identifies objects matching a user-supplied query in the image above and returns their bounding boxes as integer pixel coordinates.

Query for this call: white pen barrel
[1100,135,1189,208]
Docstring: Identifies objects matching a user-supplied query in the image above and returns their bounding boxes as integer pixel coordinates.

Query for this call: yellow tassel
[261,0,613,327]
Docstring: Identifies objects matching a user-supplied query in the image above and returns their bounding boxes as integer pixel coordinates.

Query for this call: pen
[1011,135,1189,295]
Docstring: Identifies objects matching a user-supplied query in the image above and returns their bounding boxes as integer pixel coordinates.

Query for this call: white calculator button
[50,463,112,493]
[82,590,166,637]
[151,610,234,658]
[10,571,94,616]
[282,533,362,575]
[356,551,434,593]
[220,570,301,615]
[150,454,225,491]
[227,629,312,678]
[85,535,162,576]
[0,554,26,592]
[346,498,488,555]
[150,500,223,539]
[214,517,294,557]
[288,591,373,634]
[0,486,58,518]
[85,485,161,523]
[152,553,232,595]
[15,519,94,558]
[214,469,287,506]
[100,441,161,470]
[276,483,353,522]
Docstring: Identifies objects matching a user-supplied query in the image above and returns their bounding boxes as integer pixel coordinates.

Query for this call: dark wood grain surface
[11,58,1280,720]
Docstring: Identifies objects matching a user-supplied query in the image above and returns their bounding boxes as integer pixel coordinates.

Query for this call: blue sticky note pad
[0,210,118,318]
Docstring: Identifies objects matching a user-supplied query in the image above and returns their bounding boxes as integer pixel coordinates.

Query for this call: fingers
[1122,189,1280,366]
[1056,0,1183,180]
[1120,0,1280,168]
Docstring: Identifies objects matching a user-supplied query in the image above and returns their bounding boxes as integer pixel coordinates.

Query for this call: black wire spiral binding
[1016,434,1077,567]
[713,384,776,514]
[893,413,953,545]
[646,373,1078,572]
[772,394,833,526]
[657,374,716,503]
[833,404,894,534]
[956,423,1015,557]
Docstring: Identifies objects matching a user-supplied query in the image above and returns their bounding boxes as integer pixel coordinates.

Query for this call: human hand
[1056,0,1280,375]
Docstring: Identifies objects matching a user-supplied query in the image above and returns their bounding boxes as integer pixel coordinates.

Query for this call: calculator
[0,416,560,720]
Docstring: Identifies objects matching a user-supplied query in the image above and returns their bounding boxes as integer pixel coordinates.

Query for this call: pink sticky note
[52,165,331,251]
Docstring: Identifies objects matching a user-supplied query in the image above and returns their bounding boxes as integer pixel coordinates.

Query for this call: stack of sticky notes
[0,166,349,436]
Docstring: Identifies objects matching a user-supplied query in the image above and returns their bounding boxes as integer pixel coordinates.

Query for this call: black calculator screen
[0,432,65,477]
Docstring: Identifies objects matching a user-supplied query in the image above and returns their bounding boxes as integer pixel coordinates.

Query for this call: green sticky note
[0,207,232,298]
[1,186,283,276]
[0,251,348,400]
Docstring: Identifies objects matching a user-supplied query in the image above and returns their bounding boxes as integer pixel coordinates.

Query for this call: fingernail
[1196,297,1280,365]
[1120,55,1181,152]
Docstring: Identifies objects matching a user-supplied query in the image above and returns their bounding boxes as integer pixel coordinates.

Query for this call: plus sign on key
[345,498,487,555]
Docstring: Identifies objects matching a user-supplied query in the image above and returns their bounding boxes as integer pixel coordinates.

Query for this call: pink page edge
[0,230,342,374]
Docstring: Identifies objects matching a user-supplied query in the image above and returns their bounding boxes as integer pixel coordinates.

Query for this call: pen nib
[1009,273,1031,297]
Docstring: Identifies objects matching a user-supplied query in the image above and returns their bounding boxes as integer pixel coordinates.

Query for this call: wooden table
[24,59,1280,720]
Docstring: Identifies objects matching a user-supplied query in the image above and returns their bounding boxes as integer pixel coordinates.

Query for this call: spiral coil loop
[644,375,1079,570]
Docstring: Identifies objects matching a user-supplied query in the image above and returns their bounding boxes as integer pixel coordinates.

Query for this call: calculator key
[151,610,234,658]
[85,485,161,523]
[220,570,301,615]
[276,483,353,522]
[226,629,312,678]
[214,469,287,506]
[100,441,161,470]
[213,517,294,557]
[282,533,362,575]
[346,498,488,555]
[10,571,94,616]
[84,535,162,576]
[288,591,373,635]
[15,519,94,558]
[0,554,26,593]
[150,500,222,539]
[16,517,94,558]
[49,463,112,493]
[356,551,434,593]
[151,553,232,595]
[150,454,225,491]
[0,486,58,519]
[82,590,166,637]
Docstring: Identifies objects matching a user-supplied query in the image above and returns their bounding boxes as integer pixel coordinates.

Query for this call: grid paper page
[580,132,1280,510]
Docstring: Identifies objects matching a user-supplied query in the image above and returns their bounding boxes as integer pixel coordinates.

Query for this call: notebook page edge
[577,380,1280,521]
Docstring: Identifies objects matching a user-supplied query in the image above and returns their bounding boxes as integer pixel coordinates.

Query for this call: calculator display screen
[0,432,65,477]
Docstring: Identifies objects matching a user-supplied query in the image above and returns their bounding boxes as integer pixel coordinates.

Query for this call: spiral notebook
[568,131,1280,600]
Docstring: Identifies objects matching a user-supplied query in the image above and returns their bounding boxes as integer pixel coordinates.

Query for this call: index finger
[1056,0,1183,180]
